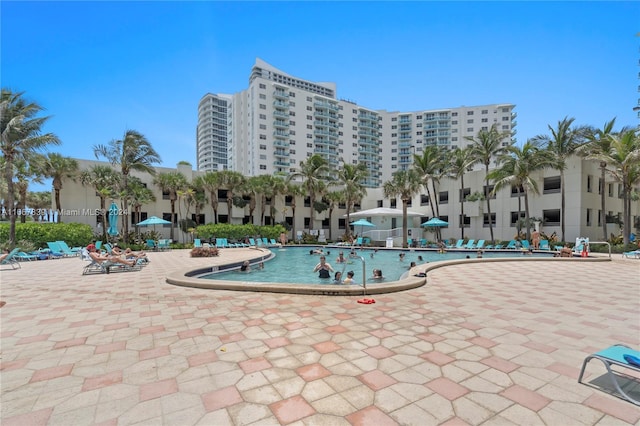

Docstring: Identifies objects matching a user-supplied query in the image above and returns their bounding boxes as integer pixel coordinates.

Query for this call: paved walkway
[1,249,639,425]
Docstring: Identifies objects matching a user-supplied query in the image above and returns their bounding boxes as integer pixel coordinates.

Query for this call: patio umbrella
[421,217,449,227]
[137,216,172,233]
[107,202,119,236]
[350,218,375,236]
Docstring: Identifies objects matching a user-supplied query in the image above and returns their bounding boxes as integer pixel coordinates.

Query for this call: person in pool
[313,256,334,278]
[333,271,343,284]
[343,271,355,284]
[336,252,346,263]
[371,269,383,279]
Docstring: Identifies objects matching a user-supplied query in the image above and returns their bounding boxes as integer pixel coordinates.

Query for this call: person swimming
[313,256,334,278]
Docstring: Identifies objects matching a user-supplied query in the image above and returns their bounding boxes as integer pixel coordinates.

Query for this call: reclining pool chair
[578,343,640,405]
[0,248,22,269]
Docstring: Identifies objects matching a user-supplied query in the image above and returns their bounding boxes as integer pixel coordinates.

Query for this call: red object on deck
[357,298,376,304]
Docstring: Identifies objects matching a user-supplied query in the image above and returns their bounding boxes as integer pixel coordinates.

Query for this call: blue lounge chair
[1,248,22,269]
[493,244,503,249]
[448,239,464,249]
[194,238,202,248]
[521,240,531,250]
[15,251,39,261]
[578,343,640,406]
[539,240,550,251]
[262,238,270,247]
[475,240,485,249]
[46,242,67,257]
[355,237,363,246]
[56,241,81,256]
[464,239,476,249]
[622,249,640,259]
[248,238,256,247]
[146,239,157,251]
[504,240,517,249]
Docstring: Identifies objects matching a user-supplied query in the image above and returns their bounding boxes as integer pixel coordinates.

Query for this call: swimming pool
[198,247,553,285]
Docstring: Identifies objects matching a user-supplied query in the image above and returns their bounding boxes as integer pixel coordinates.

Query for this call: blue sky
[2,1,639,191]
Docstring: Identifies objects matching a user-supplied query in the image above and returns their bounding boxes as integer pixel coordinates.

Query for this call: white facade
[58,156,639,246]
[196,59,515,187]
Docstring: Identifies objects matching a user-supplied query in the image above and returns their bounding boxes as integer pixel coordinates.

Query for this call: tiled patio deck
[1,249,639,425]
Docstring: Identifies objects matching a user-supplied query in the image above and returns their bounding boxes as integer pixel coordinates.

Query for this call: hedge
[194,223,287,241]
[0,222,94,249]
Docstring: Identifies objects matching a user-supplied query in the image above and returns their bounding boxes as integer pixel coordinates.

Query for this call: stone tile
[269,395,315,424]
[426,377,470,400]
[500,385,551,411]
[346,405,398,426]
[201,385,243,412]
[358,370,398,391]
[296,363,332,382]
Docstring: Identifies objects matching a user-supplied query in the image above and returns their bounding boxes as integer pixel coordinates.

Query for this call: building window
[420,194,429,205]
[598,178,602,195]
[259,165,266,170]
[259,83,266,89]
[162,190,170,200]
[304,197,311,207]
[467,119,474,124]
[439,191,448,204]
[459,214,470,227]
[511,184,524,197]
[377,200,383,208]
[460,188,470,200]
[390,199,397,208]
[259,104,266,110]
[510,211,525,226]
[259,114,266,119]
[481,110,488,114]
[338,218,346,230]
[483,213,496,226]
[586,208,592,226]
[543,176,561,194]
[608,183,614,197]
[467,111,474,115]
[543,209,561,226]
[598,210,602,226]
[483,185,495,199]
[587,175,592,192]
[259,144,266,150]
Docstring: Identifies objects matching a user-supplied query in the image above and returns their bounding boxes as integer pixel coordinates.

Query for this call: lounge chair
[448,239,464,249]
[15,251,39,261]
[262,238,270,247]
[194,239,202,248]
[46,242,69,257]
[475,240,485,249]
[493,244,503,249]
[539,240,550,251]
[521,240,531,250]
[355,237,363,246]
[464,239,476,249]
[81,248,139,275]
[248,238,256,247]
[504,240,517,249]
[484,244,493,249]
[56,241,81,256]
[0,248,22,269]
[622,249,640,259]
[578,343,640,406]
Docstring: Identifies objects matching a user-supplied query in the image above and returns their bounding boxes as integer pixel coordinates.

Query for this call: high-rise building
[196,58,516,187]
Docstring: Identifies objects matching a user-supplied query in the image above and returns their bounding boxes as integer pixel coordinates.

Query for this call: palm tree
[337,163,368,238]
[285,181,304,241]
[488,141,556,241]
[177,187,196,241]
[288,154,330,230]
[447,147,474,240]
[383,169,422,248]
[244,175,264,224]
[128,176,156,233]
[13,159,41,223]
[195,171,223,224]
[576,118,619,241]
[324,190,344,241]
[412,146,445,221]
[1,89,60,246]
[218,170,246,222]
[589,128,640,246]
[467,124,509,243]
[153,171,188,241]
[37,152,78,220]
[79,165,119,241]
[94,130,161,241]
[27,190,51,221]
[531,117,586,241]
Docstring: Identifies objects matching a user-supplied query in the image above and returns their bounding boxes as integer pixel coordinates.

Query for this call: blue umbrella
[421,218,449,227]
[350,218,375,236]
[107,202,119,236]
[137,216,172,233]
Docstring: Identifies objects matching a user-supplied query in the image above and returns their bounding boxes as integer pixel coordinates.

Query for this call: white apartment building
[58,155,639,247]
[196,59,516,187]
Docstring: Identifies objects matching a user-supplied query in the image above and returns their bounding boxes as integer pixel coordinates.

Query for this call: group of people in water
[312,252,385,284]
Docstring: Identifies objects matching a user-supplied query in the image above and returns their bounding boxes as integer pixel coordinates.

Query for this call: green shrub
[0,222,93,249]
[195,223,287,241]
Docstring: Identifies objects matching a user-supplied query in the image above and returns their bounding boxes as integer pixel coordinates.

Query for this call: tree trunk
[484,164,494,243]
[402,200,408,248]
[600,164,607,241]
[4,157,16,247]
[560,171,566,242]
[460,175,465,240]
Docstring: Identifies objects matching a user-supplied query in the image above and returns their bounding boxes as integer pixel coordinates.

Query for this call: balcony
[273,120,289,128]
[273,100,289,108]
[273,140,289,148]
[273,130,289,139]
[273,90,289,99]
[273,160,290,167]
[273,111,288,119]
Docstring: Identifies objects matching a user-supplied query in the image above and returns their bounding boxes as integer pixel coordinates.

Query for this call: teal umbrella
[350,218,375,236]
[421,218,449,227]
[137,216,172,233]
[107,202,119,236]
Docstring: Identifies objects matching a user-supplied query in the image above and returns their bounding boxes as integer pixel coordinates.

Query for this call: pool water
[200,247,551,285]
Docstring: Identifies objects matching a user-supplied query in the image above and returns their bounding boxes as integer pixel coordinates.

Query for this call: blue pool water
[200,247,552,285]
